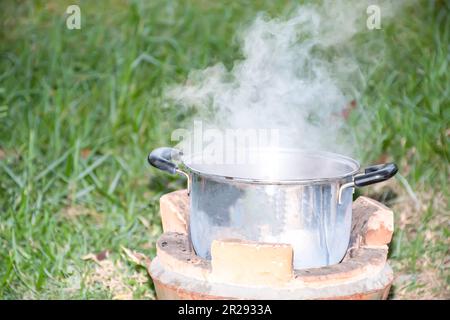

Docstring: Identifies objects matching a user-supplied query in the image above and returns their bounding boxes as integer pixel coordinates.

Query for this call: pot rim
[180,148,361,185]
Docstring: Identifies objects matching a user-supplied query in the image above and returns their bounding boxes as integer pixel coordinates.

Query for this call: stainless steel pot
[148,147,397,269]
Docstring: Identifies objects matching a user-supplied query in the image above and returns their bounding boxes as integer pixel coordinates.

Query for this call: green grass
[0,0,448,299]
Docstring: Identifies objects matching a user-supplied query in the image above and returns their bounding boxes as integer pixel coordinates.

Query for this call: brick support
[148,190,394,300]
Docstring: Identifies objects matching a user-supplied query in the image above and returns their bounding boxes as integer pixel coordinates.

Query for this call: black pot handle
[364,163,388,174]
[354,163,398,187]
[147,147,182,174]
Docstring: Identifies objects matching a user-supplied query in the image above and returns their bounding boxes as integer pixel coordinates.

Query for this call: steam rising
[167,0,410,268]
[167,0,404,159]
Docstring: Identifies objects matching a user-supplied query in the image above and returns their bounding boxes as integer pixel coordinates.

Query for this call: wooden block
[351,196,394,247]
[209,239,293,286]
[159,190,189,234]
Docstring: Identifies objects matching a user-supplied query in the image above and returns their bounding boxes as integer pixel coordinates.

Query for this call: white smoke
[167,0,406,160]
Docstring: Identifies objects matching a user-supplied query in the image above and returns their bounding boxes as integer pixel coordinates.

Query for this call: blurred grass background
[0,0,448,299]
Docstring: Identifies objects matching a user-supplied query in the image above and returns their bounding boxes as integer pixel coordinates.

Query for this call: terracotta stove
[147,190,394,300]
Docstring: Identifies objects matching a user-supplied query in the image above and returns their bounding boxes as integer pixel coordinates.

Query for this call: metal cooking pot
[148,147,397,269]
